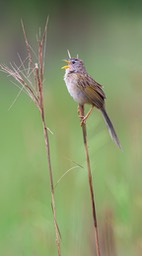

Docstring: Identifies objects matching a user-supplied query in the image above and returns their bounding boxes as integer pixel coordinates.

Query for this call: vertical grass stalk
[0,19,61,256]
[41,109,61,255]
[79,104,101,256]
[35,62,61,255]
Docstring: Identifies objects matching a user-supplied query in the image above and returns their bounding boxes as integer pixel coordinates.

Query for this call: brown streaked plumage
[62,57,121,149]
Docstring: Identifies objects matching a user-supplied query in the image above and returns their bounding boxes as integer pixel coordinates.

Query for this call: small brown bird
[62,54,121,149]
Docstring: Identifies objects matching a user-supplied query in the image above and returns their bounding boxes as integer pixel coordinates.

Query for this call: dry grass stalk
[0,19,61,256]
[79,104,101,256]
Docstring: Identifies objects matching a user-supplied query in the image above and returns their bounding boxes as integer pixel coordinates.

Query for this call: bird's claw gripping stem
[78,105,94,126]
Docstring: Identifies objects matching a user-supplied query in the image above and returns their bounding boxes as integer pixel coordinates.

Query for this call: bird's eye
[72,60,76,64]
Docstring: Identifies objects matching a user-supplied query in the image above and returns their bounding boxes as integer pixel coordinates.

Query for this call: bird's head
[62,57,86,73]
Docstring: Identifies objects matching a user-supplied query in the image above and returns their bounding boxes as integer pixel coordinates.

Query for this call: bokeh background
[0,0,142,255]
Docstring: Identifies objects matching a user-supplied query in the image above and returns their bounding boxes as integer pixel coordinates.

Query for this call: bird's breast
[64,72,89,105]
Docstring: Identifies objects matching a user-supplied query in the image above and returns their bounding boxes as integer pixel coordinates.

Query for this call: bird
[62,54,121,149]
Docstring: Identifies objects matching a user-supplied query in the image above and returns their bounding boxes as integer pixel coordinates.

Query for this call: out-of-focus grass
[0,12,142,256]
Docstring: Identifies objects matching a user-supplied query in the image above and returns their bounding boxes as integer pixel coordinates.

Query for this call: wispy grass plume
[0,18,61,256]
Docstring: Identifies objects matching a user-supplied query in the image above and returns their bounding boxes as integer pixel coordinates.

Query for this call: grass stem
[79,104,101,256]
[0,19,61,256]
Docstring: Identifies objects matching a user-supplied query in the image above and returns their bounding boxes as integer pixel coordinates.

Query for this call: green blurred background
[0,0,142,255]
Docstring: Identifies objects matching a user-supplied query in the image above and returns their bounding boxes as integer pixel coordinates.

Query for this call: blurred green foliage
[0,0,142,255]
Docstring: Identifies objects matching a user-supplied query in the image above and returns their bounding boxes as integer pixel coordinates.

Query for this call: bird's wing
[77,73,106,108]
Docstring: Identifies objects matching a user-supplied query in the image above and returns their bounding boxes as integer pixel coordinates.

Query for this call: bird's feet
[78,105,94,126]
[80,116,86,126]
[77,105,85,126]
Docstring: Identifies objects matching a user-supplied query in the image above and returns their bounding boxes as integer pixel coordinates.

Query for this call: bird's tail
[101,107,121,149]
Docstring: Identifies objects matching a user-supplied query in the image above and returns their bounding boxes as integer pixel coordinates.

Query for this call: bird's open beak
[61,60,70,69]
